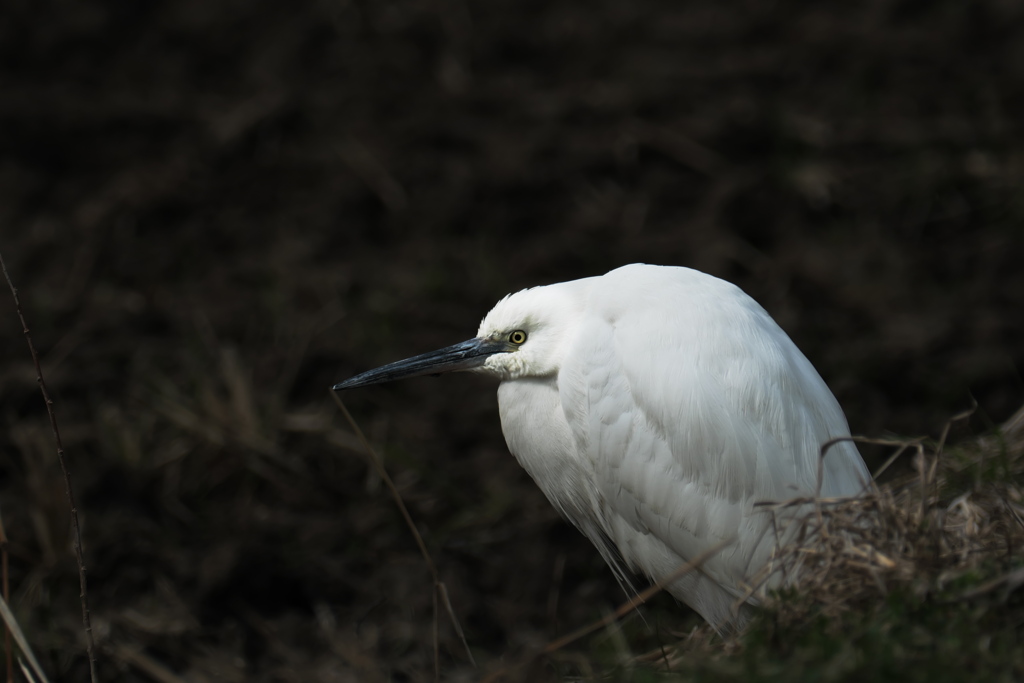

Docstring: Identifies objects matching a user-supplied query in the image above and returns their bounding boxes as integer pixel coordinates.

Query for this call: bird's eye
[508,330,528,345]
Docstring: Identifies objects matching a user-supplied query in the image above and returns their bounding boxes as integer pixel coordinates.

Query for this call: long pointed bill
[332,338,509,391]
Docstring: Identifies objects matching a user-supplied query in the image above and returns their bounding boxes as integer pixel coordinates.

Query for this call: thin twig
[936,400,978,458]
[818,434,927,483]
[541,539,732,654]
[330,394,435,573]
[432,584,440,683]
[437,582,471,664]
[0,511,11,683]
[479,539,732,683]
[0,251,98,683]
[0,512,11,683]
[330,392,477,675]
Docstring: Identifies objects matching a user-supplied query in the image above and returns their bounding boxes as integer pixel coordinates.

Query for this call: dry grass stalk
[541,539,732,656]
[0,595,50,683]
[330,392,477,680]
[0,510,11,683]
[0,250,98,683]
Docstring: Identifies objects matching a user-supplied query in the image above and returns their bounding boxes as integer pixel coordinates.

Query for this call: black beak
[332,338,509,390]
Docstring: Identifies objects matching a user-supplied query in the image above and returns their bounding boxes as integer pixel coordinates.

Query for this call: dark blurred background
[0,0,1022,680]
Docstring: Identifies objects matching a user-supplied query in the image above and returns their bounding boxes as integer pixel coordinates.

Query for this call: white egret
[334,264,869,630]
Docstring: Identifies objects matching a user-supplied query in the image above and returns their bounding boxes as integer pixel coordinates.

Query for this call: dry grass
[763,404,1024,625]
[577,405,1024,681]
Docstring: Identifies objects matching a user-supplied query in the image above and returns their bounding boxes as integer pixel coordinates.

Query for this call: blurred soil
[0,0,1022,680]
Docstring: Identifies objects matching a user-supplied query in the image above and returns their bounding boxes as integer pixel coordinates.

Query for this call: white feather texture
[475,264,869,629]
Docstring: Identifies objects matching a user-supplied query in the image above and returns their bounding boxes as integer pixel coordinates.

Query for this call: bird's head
[332,279,589,391]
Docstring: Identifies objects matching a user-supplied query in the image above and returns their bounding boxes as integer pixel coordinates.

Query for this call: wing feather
[557,267,869,608]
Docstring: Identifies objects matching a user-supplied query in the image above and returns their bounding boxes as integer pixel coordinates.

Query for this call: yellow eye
[508,330,527,345]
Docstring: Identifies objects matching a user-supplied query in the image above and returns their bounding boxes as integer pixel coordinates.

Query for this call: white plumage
[334,264,870,629]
